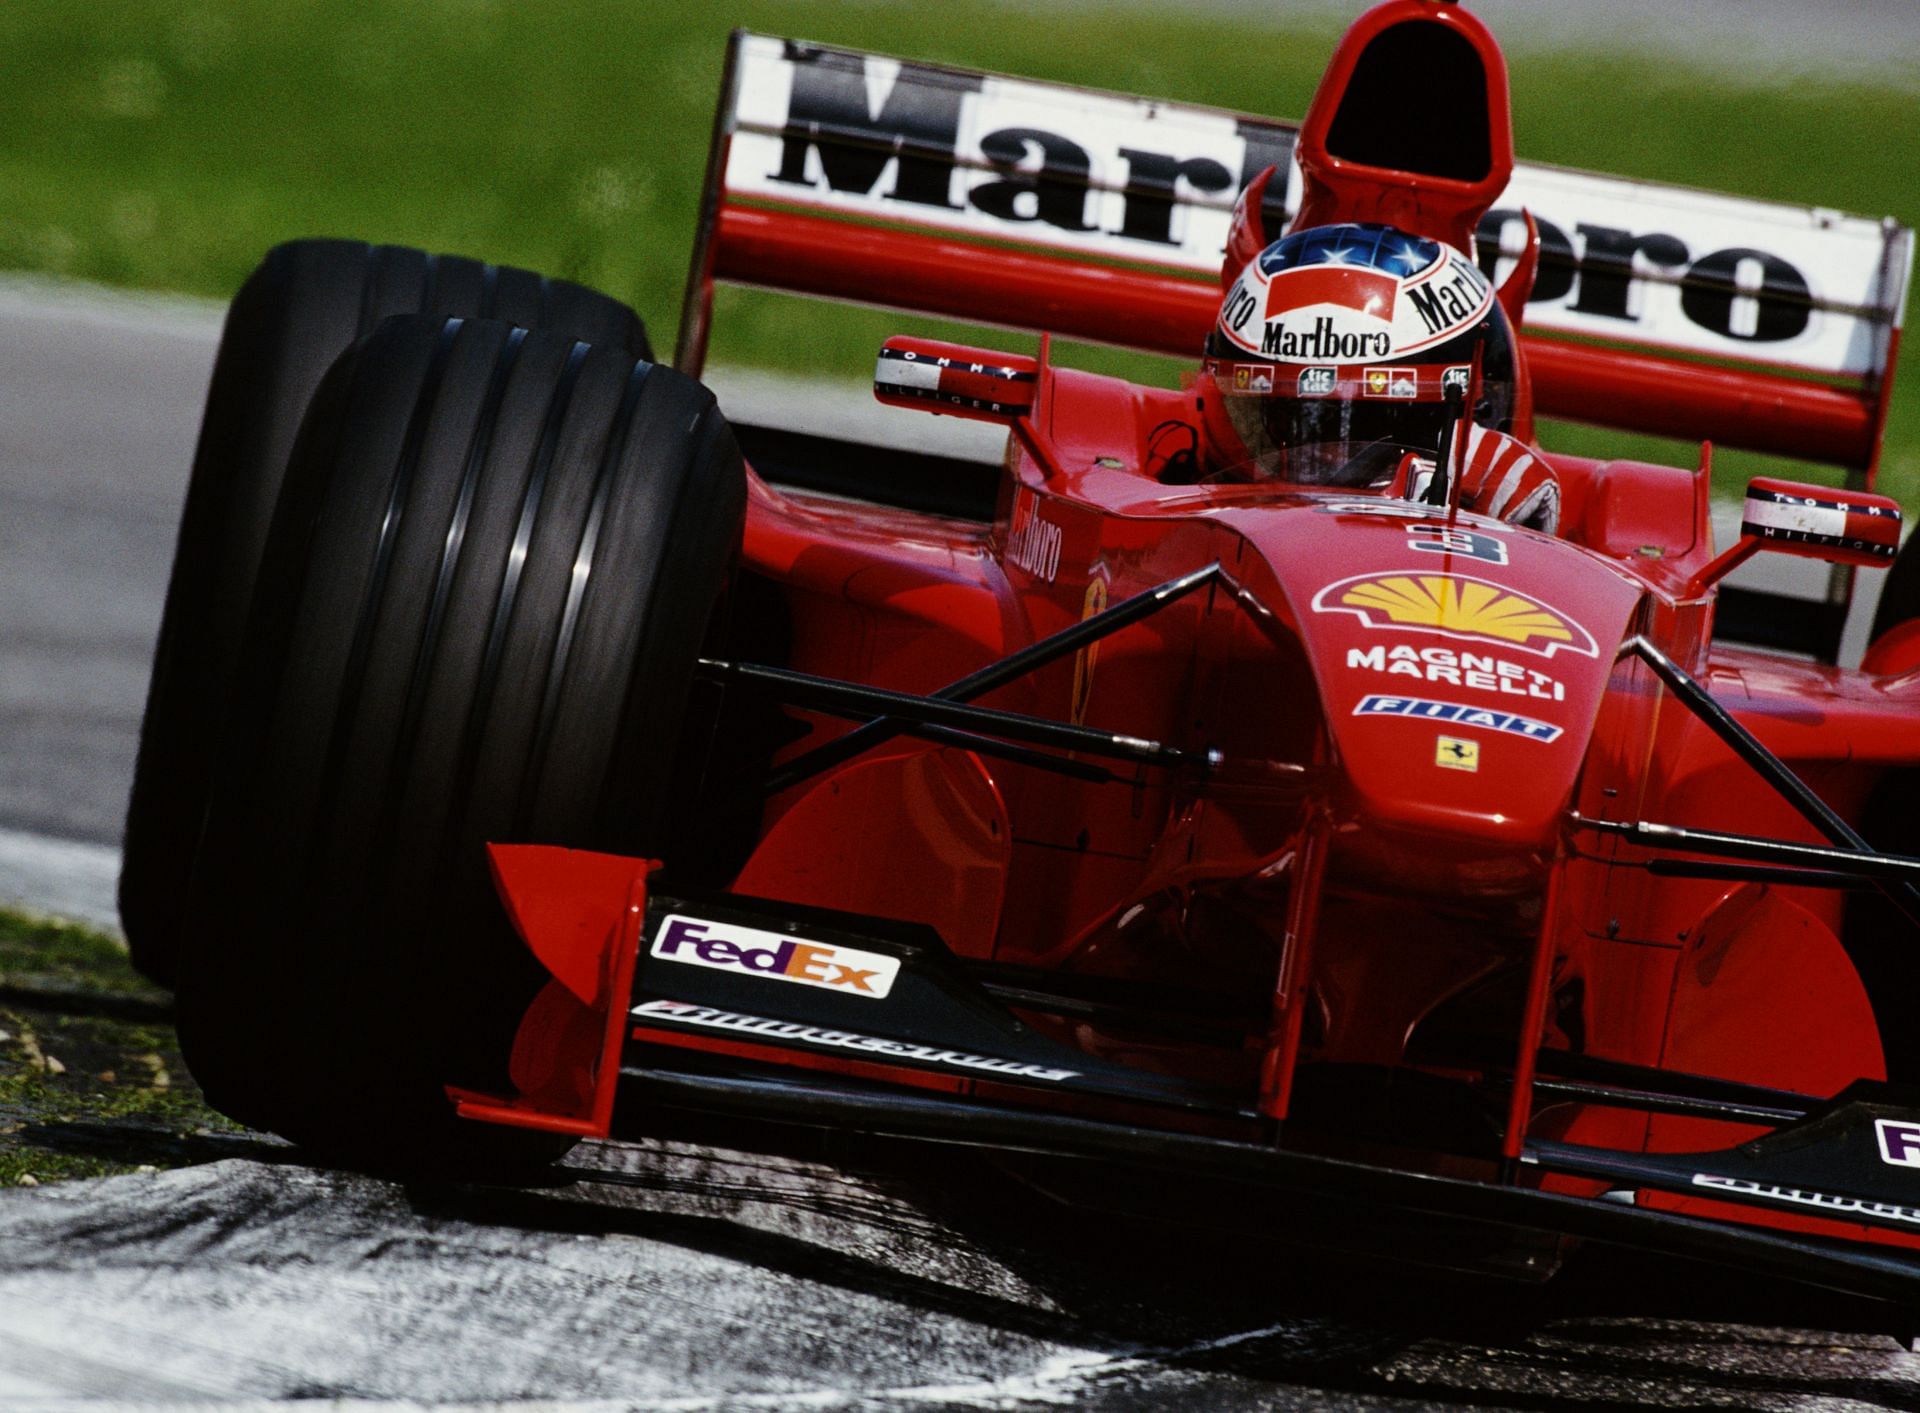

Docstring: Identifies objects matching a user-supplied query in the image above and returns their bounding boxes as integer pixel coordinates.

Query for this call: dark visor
[1216,394,1455,486]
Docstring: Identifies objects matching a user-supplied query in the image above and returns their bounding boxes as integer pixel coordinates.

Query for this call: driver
[1195,221,1559,534]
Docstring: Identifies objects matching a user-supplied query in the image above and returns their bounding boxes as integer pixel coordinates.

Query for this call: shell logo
[1311,573,1600,659]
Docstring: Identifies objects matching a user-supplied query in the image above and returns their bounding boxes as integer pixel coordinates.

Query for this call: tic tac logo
[1876,1118,1920,1168]
[1297,366,1337,398]
[650,915,901,999]
[1311,573,1600,659]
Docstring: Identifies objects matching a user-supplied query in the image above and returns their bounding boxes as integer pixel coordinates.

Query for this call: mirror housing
[873,337,1038,424]
[1738,477,1901,566]
[1688,476,1902,595]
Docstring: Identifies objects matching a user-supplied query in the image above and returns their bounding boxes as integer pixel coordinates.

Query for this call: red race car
[125,1,1920,1312]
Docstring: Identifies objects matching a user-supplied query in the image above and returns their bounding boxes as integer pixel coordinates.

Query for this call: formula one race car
[123,0,1920,1315]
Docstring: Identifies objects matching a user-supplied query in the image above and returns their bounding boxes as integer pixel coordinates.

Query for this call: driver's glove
[1456,424,1560,535]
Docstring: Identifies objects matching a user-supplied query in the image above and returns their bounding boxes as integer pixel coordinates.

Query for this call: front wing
[446,840,1920,1330]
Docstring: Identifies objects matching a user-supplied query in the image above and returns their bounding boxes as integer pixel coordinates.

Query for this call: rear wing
[679,33,1912,483]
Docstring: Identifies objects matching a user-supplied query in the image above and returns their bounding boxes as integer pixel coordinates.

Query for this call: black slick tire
[1870,535,1920,645]
[173,315,742,1167]
[122,240,650,986]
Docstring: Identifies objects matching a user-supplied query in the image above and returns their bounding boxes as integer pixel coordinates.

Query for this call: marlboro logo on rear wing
[678,32,1912,478]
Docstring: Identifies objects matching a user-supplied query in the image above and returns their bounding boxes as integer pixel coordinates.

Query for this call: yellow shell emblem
[1314,573,1598,658]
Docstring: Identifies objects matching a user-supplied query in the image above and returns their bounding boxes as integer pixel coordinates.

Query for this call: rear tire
[173,316,743,1165]
[1845,773,1920,1082]
[1869,534,1920,647]
[122,240,650,986]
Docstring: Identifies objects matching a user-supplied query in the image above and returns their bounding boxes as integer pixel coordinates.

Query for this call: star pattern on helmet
[1259,223,1442,279]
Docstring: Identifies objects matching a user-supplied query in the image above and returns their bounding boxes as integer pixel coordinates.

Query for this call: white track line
[0,274,221,341]
[0,829,122,937]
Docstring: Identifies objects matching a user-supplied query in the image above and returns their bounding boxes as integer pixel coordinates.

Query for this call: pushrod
[1622,635,1920,929]
[1577,815,1920,886]
[764,562,1222,793]
[699,659,1206,768]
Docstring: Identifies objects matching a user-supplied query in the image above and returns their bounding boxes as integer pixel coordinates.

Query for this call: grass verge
[0,908,242,1187]
[0,1,1914,501]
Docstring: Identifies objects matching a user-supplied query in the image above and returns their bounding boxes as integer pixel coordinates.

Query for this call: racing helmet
[1201,222,1515,487]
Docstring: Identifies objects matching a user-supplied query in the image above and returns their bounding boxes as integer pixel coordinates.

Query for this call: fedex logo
[1876,1118,1920,1168]
[651,915,900,999]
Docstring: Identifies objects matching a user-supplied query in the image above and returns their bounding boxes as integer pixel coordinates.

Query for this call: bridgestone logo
[1691,1173,1920,1227]
[631,999,1080,1082]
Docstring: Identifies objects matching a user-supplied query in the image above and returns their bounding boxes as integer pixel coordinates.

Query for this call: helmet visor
[1215,387,1456,487]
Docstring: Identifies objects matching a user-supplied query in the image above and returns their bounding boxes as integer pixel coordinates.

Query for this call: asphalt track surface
[3,281,1918,1409]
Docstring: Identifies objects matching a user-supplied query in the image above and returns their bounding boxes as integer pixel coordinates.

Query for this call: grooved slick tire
[173,316,743,1165]
[121,239,650,987]
[1870,536,1920,646]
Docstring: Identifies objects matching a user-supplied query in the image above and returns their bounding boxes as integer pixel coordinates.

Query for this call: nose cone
[1225,501,1643,851]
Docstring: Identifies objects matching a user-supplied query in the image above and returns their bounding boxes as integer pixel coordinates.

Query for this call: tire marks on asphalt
[1,1141,1916,1410]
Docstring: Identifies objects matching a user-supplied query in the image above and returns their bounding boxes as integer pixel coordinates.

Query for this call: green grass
[1,1,1914,501]
[0,909,240,1186]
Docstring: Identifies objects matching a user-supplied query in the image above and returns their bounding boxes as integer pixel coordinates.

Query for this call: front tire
[121,240,651,986]
[174,315,743,1164]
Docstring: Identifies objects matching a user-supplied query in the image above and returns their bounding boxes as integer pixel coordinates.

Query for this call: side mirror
[1738,477,1901,566]
[873,337,1037,424]
[1689,476,1902,594]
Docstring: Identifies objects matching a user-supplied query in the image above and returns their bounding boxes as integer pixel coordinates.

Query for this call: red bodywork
[465,2,1920,1259]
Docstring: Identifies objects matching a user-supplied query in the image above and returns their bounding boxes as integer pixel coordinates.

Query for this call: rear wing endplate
[679,32,1912,482]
